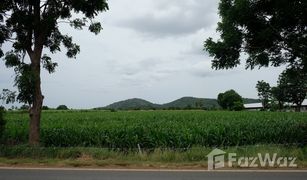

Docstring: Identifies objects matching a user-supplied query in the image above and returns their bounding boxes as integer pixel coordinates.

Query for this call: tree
[56,105,68,110]
[278,66,307,112]
[0,1,109,145]
[256,80,271,110]
[204,0,307,71]
[270,86,288,111]
[217,89,243,111]
[42,106,49,110]
[20,104,30,110]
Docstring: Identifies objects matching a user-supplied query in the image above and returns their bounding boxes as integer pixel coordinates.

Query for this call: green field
[2,110,307,148]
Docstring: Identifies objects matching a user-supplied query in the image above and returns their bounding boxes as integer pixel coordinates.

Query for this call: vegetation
[161,97,218,110]
[256,66,307,112]
[205,0,307,71]
[0,145,306,168]
[42,106,50,110]
[105,98,159,110]
[98,97,260,110]
[278,66,307,112]
[56,105,69,110]
[217,90,244,111]
[256,81,271,110]
[2,110,306,148]
[0,106,5,141]
[0,0,109,145]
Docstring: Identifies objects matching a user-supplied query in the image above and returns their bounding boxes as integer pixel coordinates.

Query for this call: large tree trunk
[29,55,43,146]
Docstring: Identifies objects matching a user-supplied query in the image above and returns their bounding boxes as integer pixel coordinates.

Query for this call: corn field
[2,110,307,148]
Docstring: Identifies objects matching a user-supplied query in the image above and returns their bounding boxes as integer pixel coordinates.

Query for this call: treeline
[0,105,70,111]
[256,66,307,112]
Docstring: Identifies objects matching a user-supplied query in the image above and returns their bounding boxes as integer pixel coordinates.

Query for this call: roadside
[0,145,306,169]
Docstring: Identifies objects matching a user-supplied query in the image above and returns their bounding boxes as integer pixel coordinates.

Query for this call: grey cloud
[119,0,219,37]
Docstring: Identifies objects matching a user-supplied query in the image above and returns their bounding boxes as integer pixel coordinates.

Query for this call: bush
[42,106,50,110]
[233,101,244,111]
[0,106,6,140]
[20,104,29,110]
[56,105,69,110]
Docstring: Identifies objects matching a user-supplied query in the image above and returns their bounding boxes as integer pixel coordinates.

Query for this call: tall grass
[2,110,307,148]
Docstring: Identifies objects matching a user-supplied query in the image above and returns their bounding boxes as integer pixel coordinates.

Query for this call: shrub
[56,105,68,110]
[0,106,6,140]
[42,106,50,110]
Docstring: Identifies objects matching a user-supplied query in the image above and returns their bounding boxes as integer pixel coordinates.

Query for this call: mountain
[243,98,261,104]
[104,98,159,110]
[161,97,219,109]
[97,97,261,110]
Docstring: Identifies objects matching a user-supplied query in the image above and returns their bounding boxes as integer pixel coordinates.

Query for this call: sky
[0,0,286,109]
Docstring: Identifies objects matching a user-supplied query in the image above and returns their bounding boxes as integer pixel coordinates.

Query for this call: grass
[1,110,306,169]
[0,145,306,168]
[2,110,307,148]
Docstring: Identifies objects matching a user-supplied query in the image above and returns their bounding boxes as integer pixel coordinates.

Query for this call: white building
[244,100,307,112]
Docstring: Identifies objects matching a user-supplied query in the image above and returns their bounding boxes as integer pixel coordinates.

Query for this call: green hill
[243,98,261,104]
[161,97,219,109]
[98,97,261,110]
[104,98,159,110]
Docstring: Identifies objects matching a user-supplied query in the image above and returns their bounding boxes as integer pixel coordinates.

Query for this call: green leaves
[14,64,36,105]
[277,66,307,111]
[70,18,87,30]
[62,35,80,58]
[3,111,307,148]
[89,22,102,35]
[4,51,21,68]
[205,0,307,70]
[256,80,271,110]
[41,54,58,74]
[217,89,243,110]
[0,89,16,104]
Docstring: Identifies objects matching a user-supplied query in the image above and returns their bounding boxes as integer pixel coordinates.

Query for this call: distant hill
[97,97,261,110]
[104,98,159,110]
[243,98,261,104]
[161,97,219,109]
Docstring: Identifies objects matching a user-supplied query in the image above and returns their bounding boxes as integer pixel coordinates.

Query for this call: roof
[244,99,307,109]
[244,103,262,109]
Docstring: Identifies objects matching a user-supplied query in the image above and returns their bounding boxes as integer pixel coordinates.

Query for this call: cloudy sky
[0,0,285,108]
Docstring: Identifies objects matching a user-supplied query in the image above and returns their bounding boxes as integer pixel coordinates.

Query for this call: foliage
[1,0,109,145]
[256,80,271,110]
[232,101,244,111]
[104,97,221,110]
[270,86,288,110]
[20,104,30,110]
[0,0,109,106]
[162,97,219,110]
[42,106,50,110]
[0,89,16,104]
[278,66,307,112]
[56,105,68,110]
[0,106,5,140]
[2,111,306,148]
[204,0,307,71]
[217,89,243,110]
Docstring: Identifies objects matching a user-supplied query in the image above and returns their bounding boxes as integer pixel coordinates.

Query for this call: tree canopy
[204,0,307,71]
[1,0,109,105]
[217,89,244,111]
[0,0,108,145]
[256,80,271,110]
[278,66,307,111]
